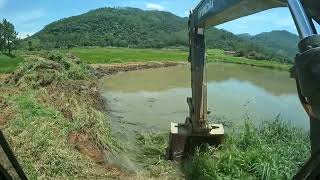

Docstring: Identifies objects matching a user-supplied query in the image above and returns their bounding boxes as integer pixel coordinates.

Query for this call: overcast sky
[0,0,306,38]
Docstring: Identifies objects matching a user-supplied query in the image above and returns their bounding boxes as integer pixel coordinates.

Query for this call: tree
[0,22,4,52]
[1,19,18,54]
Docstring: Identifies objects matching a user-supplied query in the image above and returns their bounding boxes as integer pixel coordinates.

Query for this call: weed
[184,120,309,180]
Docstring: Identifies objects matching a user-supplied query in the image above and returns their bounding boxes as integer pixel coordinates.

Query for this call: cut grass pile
[69,47,188,64]
[136,133,183,179]
[138,120,309,180]
[0,54,23,73]
[0,51,120,179]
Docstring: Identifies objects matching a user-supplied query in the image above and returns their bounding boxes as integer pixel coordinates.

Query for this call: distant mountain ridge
[29,7,296,63]
[239,30,299,60]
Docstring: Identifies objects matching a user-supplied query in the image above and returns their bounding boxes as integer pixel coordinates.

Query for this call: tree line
[0,19,18,55]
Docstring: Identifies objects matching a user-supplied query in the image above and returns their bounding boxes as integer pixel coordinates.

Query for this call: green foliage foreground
[1,52,119,179]
[138,120,309,180]
[0,54,22,73]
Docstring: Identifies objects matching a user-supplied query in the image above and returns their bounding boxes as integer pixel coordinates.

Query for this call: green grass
[4,92,114,179]
[184,120,309,180]
[139,120,309,180]
[136,132,183,179]
[69,47,291,71]
[69,47,188,64]
[207,49,292,71]
[2,53,118,179]
[0,54,23,73]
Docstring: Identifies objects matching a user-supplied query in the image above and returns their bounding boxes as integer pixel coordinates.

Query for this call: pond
[100,63,309,133]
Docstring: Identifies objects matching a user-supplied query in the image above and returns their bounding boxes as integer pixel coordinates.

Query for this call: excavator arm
[191,0,286,28]
[168,0,320,178]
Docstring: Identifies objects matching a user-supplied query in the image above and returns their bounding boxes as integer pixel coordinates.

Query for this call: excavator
[167,0,320,179]
[1,0,320,179]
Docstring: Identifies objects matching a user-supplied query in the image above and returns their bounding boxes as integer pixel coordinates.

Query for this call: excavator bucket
[167,123,224,161]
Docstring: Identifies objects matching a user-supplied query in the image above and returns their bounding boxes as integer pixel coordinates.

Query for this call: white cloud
[0,0,7,9]
[146,3,165,11]
[18,32,35,39]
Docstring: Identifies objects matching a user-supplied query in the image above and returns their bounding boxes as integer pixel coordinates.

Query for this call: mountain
[29,7,291,62]
[32,7,188,48]
[239,30,299,60]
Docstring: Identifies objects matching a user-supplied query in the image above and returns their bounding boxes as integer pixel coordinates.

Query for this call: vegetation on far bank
[207,49,292,71]
[68,47,291,71]
[69,47,188,64]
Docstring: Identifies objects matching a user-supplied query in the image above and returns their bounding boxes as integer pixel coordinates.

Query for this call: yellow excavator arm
[168,0,320,178]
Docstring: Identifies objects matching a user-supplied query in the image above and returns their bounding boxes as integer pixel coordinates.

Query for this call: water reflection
[101,63,309,130]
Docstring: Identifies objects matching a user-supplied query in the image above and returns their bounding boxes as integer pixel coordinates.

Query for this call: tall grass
[0,54,23,73]
[136,120,309,180]
[184,120,309,180]
[1,52,118,179]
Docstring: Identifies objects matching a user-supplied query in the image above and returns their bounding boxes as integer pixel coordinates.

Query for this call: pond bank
[91,61,188,77]
[0,54,135,179]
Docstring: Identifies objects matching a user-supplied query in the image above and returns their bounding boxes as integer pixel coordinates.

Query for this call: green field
[207,49,292,71]
[0,54,23,73]
[69,47,291,71]
[69,47,188,64]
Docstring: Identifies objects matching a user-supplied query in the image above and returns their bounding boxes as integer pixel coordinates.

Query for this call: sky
[0,0,311,39]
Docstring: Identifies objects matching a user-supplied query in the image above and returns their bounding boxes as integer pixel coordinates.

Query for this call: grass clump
[136,133,183,179]
[4,92,108,179]
[1,51,119,179]
[0,53,23,73]
[134,120,309,180]
[185,120,310,180]
[5,52,92,89]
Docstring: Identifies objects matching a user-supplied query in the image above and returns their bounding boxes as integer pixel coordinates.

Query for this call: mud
[91,61,187,78]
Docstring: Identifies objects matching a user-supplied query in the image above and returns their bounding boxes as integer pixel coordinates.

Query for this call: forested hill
[32,8,188,48]
[30,7,292,62]
[239,30,299,59]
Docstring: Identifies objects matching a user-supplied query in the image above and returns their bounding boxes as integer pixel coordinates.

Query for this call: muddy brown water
[100,62,309,171]
[101,63,309,132]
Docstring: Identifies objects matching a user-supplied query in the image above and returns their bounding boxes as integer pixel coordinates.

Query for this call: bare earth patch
[0,74,9,83]
[91,61,187,77]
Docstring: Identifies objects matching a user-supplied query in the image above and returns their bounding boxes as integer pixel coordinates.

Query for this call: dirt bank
[0,53,136,179]
[0,74,9,82]
[91,61,187,78]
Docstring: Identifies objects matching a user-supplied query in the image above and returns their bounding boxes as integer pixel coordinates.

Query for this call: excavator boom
[193,0,286,28]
